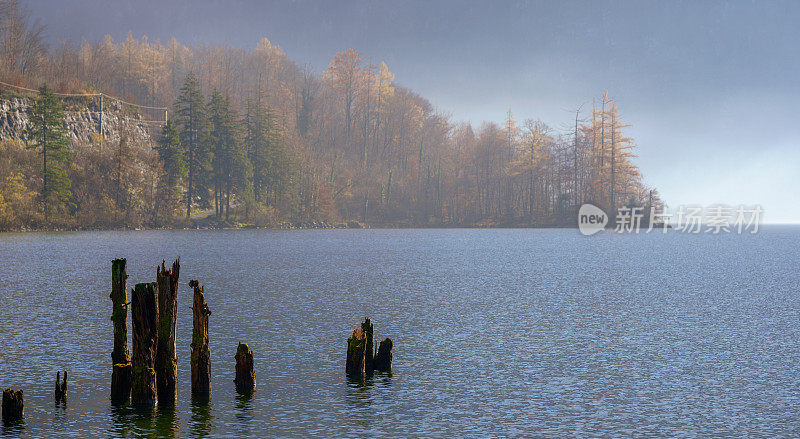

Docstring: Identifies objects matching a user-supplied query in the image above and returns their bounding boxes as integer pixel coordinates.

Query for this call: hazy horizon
[30,0,800,222]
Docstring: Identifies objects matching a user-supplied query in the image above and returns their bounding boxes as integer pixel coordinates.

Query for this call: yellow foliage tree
[0,172,35,228]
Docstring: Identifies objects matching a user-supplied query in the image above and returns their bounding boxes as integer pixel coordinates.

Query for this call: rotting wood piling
[234,342,256,395]
[55,371,67,402]
[346,326,367,378]
[110,258,131,404]
[362,318,374,372]
[156,259,180,406]
[2,389,23,423]
[131,282,158,406]
[373,338,393,373]
[190,279,211,396]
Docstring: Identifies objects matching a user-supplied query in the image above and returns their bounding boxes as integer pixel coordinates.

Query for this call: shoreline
[0,223,693,233]
[0,221,586,233]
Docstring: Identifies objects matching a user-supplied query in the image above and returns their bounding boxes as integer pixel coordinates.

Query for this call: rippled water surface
[1,228,800,437]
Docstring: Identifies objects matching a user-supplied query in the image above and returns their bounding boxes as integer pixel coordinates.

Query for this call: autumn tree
[606,101,637,221]
[510,120,553,220]
[0,0,44,78]
[0,171,34,229]
[325,48,365,143]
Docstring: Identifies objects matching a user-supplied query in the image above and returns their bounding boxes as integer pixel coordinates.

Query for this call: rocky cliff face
[0,97,154,146]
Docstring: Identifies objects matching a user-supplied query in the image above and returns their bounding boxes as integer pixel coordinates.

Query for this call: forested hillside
[0,0,661,230]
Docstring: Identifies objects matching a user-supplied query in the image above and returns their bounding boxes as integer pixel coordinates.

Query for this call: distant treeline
[0,0,661,230]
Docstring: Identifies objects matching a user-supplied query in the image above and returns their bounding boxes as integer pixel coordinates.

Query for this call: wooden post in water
[1,389,23,423]
[362,318,374,372]
[189,280,211,396]
[234,342,256,395]
[110,258,131,404]
[131,282,158,406]
[156,259,180,406]
[55,371,67,402]
[111,364,132,404]
[373,338,393,373]
[346,326,366,378]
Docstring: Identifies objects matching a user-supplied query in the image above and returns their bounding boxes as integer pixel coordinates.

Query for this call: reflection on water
[129,406,156,436]
[152,406,180,439]
[373,371,393,389]
[108,404,181,438]
[345,372,393,430]
[52,398,67,430]
[1,418,25,436]
[347,374,374,390]
[345,375,374,429]
[109,405,134,437]
[347,370,393,391]
[233,393,254,436]
[190,396,213,438]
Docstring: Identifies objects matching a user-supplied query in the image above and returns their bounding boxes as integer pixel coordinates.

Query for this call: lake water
[1,228,800,437]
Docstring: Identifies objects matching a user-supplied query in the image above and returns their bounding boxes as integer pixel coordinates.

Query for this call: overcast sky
[31,0,800,222]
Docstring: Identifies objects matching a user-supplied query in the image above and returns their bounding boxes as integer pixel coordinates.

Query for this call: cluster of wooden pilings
[110,258,215,406]
[346,318,393,379]
[1,262,397,425]
[110,257,258,407]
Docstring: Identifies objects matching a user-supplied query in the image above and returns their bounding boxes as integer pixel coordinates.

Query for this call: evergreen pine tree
[209,90,233,219]
[245,96,299,214]
[26,84,73,224]
[174,72,210,218]
[210,91,254,220]
[154,120,186,222]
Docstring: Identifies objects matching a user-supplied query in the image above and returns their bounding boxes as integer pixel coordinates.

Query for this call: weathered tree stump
[346,326,367,378]
[110,258,131,403]
[234,342,256,395]
[362,318,374,372]
[2,389,23,423]
[373,338,393,373]
[190,280,211,396]
[131,282,158,406]
[55,371,67,402]
[156,259,180,406]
